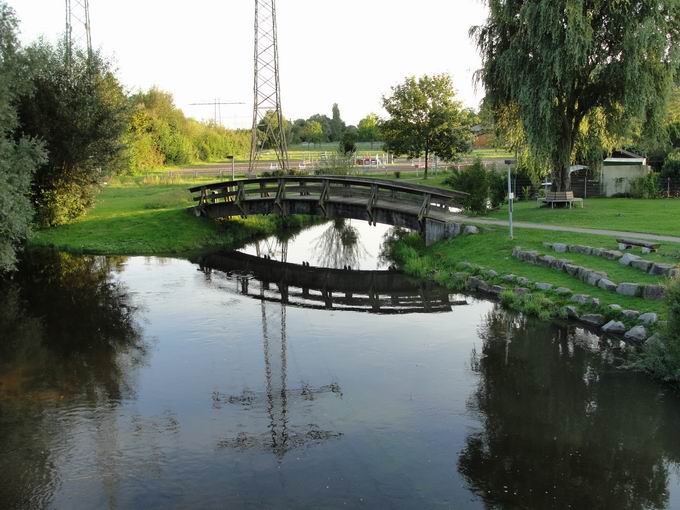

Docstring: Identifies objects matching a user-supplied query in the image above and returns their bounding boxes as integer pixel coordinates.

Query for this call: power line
[190,99,245,125]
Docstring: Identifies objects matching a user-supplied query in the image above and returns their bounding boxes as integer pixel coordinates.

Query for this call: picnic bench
[537,191,584,208]
[617,238,660,253]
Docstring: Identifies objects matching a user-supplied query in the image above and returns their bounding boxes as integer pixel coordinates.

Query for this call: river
[1,220,679,509]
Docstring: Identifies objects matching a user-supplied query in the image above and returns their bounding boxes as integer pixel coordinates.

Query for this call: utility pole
[64,0,92,66]
[250,0,289,174]
[189,100,245,126]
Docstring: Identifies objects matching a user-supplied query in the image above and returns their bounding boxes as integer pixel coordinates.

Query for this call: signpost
[505,159,516,240]
[227,155,235,180]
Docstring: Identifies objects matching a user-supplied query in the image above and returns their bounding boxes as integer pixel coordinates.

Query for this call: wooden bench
[537,191,584,208]
[616,238,660,253]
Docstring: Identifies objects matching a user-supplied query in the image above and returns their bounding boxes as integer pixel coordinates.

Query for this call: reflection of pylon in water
[255,238,288,263]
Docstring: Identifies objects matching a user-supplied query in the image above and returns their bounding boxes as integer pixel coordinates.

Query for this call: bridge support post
[423,219,463,246]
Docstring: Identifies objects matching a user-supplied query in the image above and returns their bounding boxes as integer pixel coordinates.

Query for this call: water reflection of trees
[459,307,680,510]
[312,218,368,269]
[0,248,146,508]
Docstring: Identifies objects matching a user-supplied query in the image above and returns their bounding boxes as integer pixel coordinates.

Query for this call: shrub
[487,167,507,208]
[629,173,660,199]
[394,171,401,179]
[661,151,680,179]
[444,159,490,213]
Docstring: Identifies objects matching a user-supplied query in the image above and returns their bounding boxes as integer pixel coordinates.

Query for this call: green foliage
[357,113,382,146]
[661,151,680,179]
[445,160,493,213]
[18,41,128,226]
[330,103,345,142]
[474,1,680,191]
[339,129,358,156]
[0,3,47,271]
[300,120,324,145]
[381,74,474,178]
[629,173,661,199]
[487,167,507,208]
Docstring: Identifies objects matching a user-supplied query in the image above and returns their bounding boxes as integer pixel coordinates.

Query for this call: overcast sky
[10,0,488,128]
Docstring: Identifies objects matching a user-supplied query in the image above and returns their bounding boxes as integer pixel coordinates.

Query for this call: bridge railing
[188,176,467,212]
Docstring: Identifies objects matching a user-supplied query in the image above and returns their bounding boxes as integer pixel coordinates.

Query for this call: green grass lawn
[395,226,676,317]
[31,179,315,256]
[486,199,680,236]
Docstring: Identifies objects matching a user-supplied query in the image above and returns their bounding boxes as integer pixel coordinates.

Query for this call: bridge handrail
[188,175,468,202]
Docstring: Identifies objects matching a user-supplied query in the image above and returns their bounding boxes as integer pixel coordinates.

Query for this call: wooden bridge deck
[188,176,467,233]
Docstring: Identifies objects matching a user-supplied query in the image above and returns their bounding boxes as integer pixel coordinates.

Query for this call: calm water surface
[1,220,680,509]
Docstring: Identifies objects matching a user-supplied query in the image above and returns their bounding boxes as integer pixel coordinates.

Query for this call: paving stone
[535,282,553,291]
[624,325,648,343]
[638,312,658,325]
[619,253,641,266]
[602,320,626,334]
[580,314,606,327]
[642,284,666,301]
[616,283,641,297]
[597,279,618,292]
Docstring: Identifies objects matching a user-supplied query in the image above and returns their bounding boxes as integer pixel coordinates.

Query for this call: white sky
[10,0,488,128]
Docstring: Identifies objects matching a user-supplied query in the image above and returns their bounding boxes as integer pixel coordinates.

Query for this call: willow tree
[473,1,680,191]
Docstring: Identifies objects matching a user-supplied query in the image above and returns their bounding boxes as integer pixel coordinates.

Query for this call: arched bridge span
[189,176,468,245]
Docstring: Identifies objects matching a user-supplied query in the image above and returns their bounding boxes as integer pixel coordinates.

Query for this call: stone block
[591,248,604,257]
[602,321,626,334]
[467,277,483,291]
[563,306,579,319]
[553,243,568,253]
[538,255,557,267]
[543,242,554,249]
[580,314,606,327]
[602,250,624,260]
[619,253,641,266]
[609,304,623,311]
[638,312,658,325]
[622,310,640,319]
[586,272,603,286]
[535,282,553,291]
[464,225,480,235]
[630,260,652,273]
[571,294,590,305]
[516,277,529,286]
[483,269,498,279]
[624,325,648,343]
[597,279,618,292]
[565,264,581,276]
[649,263,675,276]
[616,283,641,297]
[555,287,573,295]
[642,284,666,301]
[502,274,517,283]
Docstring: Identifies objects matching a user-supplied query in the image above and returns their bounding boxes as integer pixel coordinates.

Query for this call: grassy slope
[397,226,677,317]
[31,180,315,256]
[486,199,680,237]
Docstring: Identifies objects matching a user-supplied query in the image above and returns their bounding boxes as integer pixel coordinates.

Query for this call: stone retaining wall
[512,247,667,301]
[543,242,679,278]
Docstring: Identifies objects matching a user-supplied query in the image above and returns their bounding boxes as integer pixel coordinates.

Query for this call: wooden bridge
[196,251,467,314]
[189,176,468,244]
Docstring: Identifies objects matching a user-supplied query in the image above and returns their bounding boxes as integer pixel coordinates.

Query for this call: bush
[661,151,680,179]
[444,159,491,213]
[394,171,401,179]
[487,167,507,208]
[629,173,660,199]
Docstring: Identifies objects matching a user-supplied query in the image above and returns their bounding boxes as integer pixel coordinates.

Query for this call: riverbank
[30,178,320,256]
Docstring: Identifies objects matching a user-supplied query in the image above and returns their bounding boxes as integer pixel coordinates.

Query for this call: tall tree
[473,1,680,191]
[330,103,345,142]
[357,113,382,148]
[18,42,128,226]
[0,3,46,271]
[381,74,473,179]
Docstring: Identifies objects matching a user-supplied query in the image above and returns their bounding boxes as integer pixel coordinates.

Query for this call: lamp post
[505,159,516,240]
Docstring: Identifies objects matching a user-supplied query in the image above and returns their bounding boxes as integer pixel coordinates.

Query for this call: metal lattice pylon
[64,0,92,64]
[249,0,289,174]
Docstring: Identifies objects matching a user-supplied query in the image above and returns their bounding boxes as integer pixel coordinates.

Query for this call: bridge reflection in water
[198,250,468,459]
[197,250,466,314]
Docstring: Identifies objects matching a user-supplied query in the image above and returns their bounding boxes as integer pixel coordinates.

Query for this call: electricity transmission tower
[249,0,289,174]
[64,0,93,64]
